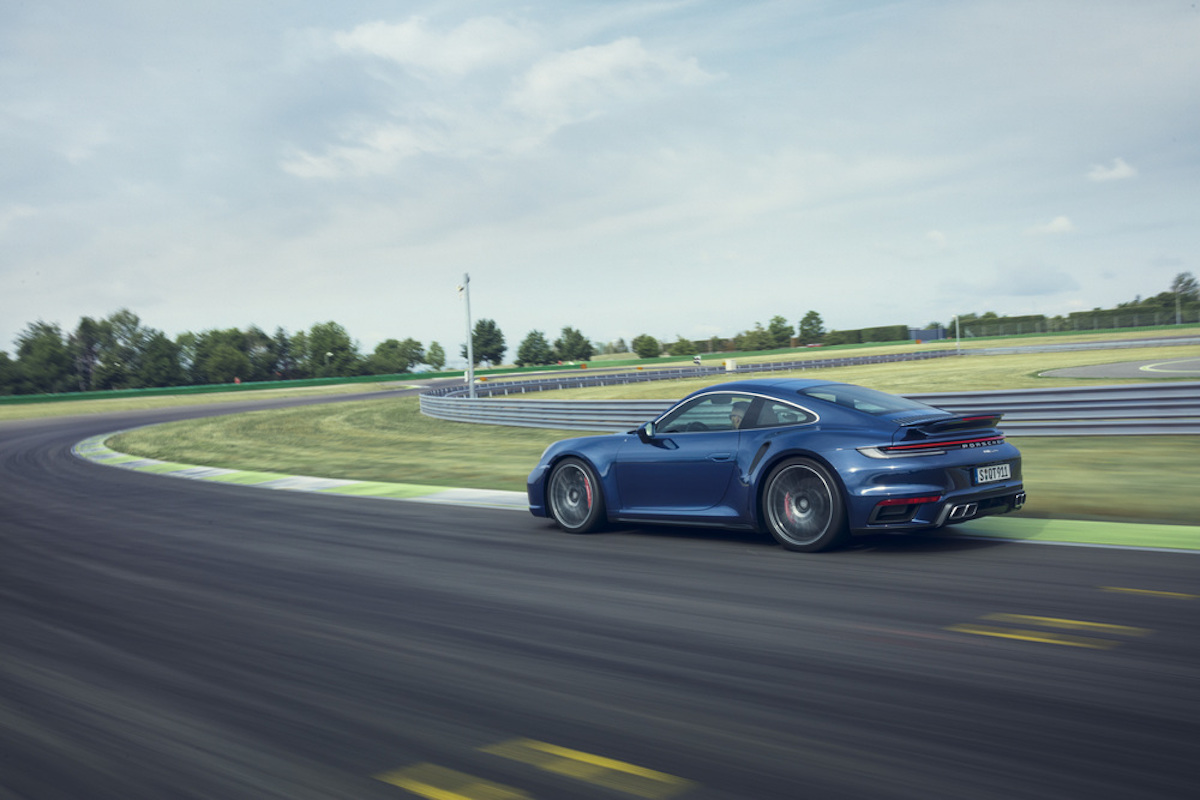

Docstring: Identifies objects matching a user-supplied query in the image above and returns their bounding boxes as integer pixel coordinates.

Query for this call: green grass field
[110,397,571,491]
[100,336,1200,526]
[0,382,407,422]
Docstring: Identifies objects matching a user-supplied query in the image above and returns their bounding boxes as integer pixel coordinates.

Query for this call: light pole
[459,273,476,398]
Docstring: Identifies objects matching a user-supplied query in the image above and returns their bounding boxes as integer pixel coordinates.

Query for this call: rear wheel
[547,457,606,533]
[761,458,849,552]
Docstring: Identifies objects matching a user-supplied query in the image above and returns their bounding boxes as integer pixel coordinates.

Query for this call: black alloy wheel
[761,458,849,552]
[547,457,606,533]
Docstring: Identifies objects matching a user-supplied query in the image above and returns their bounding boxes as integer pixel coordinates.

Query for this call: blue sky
[2,1,1197,361]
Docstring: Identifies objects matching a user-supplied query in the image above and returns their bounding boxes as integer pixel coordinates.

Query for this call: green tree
[368,338,424,374]
[290,330,312,378]
[766,315,794,348]
[175,331,199,382]
[667,335,695,357]
[798,310,826,344]
[307,321,361,377]
[202,342,252,384]
[516,330,554,366]
[192,328,250,384]
[1172,271,1199,301]
[426,341,446,371]
[553,326,594,362]
[271,327,297,379]
[69,317,104,391]
[734,323,772,351]
[15,321,73,394]
[243,326,277,382]
[138,332,185,387]
[92,309,157,389]
[0,351,17,395]
[462,318,506,367]
[631,334,661,359]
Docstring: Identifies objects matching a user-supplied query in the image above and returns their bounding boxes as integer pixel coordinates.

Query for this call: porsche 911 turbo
[527,378,1025,552]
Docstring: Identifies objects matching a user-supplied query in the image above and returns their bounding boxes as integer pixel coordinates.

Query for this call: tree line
[0,310,446,396]
[3,273,1194,396]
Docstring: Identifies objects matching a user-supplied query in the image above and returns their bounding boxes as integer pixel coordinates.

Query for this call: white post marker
[459,273,476,398]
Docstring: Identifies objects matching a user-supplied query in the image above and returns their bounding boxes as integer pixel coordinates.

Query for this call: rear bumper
[858,485,1026,531]
[937,489,1026,526]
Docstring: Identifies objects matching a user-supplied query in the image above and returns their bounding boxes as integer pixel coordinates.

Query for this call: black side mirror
[636,421,656,443]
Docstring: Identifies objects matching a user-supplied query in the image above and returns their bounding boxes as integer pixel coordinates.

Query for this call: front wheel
[546,457,606,533]
[761,458,849,552]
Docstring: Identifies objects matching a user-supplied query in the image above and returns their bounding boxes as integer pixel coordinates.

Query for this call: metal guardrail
[420,354,1200,436]
[907,383,1200,436]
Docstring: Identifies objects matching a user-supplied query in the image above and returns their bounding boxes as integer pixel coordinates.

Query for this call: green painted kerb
[72,433,471,504]
[960,516,1200,551]
[74,433,1200,551]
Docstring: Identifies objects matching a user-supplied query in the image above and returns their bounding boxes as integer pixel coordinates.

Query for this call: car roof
[685,377,840,397]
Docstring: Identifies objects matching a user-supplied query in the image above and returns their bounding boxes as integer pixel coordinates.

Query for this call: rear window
[798,384,933,417]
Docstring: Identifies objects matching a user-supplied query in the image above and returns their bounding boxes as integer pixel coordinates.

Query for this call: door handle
[708,453,734,462]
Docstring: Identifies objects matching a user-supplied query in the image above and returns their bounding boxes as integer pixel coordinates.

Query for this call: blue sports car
[527,378,1025,552]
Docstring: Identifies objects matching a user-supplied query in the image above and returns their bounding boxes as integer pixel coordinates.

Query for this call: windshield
[797,384,936,417]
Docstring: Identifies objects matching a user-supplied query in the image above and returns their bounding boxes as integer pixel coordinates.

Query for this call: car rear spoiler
[890,412,1005,443]
[919,412,1004,433]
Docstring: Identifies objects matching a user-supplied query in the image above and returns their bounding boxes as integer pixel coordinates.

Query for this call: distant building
[908,327,947,341]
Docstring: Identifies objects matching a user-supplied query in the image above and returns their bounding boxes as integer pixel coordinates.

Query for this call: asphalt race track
[3,395,1199,799]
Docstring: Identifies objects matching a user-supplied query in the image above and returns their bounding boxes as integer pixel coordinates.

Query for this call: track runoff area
[75,429,1200,554]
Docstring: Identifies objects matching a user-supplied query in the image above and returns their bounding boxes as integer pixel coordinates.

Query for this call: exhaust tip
[948,503,978,521]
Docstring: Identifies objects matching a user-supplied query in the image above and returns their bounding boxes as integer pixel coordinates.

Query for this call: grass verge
[109,397,576,492]
[0,383,405,422]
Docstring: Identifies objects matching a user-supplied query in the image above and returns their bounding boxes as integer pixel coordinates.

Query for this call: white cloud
[0,204,37,234]
[987,262,1081,297]
[510,37,713,125]
[331,17,536,75]
[283,26,716,179]
[1087,157,1137,182]
[282,122,445,178]
[1028,216,1075,235]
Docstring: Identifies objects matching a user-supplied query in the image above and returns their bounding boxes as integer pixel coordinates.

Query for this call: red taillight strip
[885,434,1005,452]
[875,495,942,507]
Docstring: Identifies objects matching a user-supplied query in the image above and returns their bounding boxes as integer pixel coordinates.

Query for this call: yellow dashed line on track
[948,614,1151,649]
[481,738,696,800]
[946,624,1122,649]
[981,614,1150,636]
[376,763,531,800]
[1101,586,1199,599]
[376,738,696,799]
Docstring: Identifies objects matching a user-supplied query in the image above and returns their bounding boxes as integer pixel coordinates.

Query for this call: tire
[760,458,849,552]
[547,457,606,533]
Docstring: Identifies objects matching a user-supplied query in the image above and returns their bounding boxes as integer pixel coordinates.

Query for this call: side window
[659,394,756,433]
[746,401,815,429]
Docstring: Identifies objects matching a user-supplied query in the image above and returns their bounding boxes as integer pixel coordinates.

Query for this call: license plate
[976,463,1012,484]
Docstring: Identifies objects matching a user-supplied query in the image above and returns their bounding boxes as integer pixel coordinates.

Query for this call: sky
[3,0,1198,363]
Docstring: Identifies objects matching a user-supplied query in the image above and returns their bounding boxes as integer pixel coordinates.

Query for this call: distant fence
[423,350,959,399]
